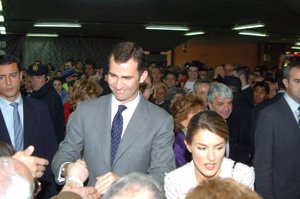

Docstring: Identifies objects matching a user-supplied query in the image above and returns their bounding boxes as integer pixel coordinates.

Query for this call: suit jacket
[253,95,300,199]
[0,96,58,199]
[228,92,253,166]
[31,82,66,143]
[52,94,175,186]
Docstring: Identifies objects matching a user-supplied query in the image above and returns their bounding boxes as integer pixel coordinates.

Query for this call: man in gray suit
[52,42,175,197]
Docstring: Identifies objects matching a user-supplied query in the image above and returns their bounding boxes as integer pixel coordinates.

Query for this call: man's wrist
[61,162,71,178]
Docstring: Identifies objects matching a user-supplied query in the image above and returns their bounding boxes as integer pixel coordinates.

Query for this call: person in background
[52,77,69,104]
[84,59,97,78]
[193,79,210,109]
[164,71,179,89]
[184,62,200,93]
[139,70,154,101]
[28,64,66,143]
[66,79,102,123]
[185,178,261,199]
[166,87,186,110]
[252,81,269,106]
[171,95,204,168]
[165,111,254,199]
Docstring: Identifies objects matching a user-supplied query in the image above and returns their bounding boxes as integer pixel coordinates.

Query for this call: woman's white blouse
[164,157,254,199]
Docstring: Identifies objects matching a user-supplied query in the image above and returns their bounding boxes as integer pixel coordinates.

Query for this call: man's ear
[282,78,288,89]
[139,70,148,83]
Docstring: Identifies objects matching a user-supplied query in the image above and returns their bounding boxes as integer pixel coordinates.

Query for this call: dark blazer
[228,92,253,165]
[253,95,300,199]
[31,82,66,143]
[0,96,58,199]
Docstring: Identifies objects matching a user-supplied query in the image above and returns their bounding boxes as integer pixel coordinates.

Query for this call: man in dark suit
[0,55,58,199]
[52,42,175,198]
[253,62,300,199]
[28,64,66,143]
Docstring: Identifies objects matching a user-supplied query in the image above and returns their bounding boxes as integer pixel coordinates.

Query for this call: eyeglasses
[33,179,42,197]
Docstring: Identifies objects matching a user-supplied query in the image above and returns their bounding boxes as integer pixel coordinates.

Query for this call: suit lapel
[113,97,148,166]
[22,97,34,147]
[277,97,300,143]
[0,109,12,145]
[94,95,112,167]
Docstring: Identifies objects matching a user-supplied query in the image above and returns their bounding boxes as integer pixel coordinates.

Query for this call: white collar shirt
[284,93,300,122]
[111,93,140,138]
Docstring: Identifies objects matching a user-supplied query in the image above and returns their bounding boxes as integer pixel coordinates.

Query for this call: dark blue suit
[253,95,300,199]
[0,96,58,199]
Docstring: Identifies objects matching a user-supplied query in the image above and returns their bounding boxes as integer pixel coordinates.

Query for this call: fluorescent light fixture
[0,26,5,31]
[0,15,4,22]
[145,25,189,31]
[232,22,265,30]
[184,31,205,36]
[294,42,300,46]
[0,1,2,12]
[238,31,268,37]
[26,33,59,37]
[291,46,300,50]
[0,30,6,34]
[34,22,81,28]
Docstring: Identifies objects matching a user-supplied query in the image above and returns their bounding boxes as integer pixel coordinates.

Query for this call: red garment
[63,101,73,123]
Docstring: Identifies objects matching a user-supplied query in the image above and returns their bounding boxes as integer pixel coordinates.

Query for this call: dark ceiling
[3,0,300,52]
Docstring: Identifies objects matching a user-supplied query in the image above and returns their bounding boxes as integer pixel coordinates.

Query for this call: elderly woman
[165,111,254,199]
[171,95,204,168]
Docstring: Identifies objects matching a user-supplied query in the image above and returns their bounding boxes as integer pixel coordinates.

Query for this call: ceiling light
[0,15,4,22]
[34,22,81,28]
[0,30,6,35]
[291,46,300,50]
[184,31,205,36]
[26,33,59,37]
[238,31,268,37]
[232,22,265,30]
[0,26,5,31]
[145,25,189,31]
[294,42,300,46]
[0,1,2,12]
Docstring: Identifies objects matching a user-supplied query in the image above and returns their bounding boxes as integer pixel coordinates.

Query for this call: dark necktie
[298,106,300,127]
[111,105,127,165]
[10,102,24,151]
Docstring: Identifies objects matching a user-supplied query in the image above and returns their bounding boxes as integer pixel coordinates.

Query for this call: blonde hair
[69,79,102,110]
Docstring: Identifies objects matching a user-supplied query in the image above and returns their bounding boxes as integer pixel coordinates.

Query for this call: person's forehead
[214,96,232,103]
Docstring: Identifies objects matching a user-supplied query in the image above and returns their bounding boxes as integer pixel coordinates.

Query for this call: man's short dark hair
[0,55,20,71]
[109,42,145,75]
[254,81,270,94]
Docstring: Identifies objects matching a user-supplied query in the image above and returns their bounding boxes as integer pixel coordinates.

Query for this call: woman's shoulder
[165,161,194,180]
[226,158,255,189]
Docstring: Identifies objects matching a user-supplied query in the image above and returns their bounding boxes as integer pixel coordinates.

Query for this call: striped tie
[10,102,24,151]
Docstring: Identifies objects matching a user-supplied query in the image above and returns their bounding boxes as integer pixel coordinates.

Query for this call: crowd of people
[0,41,299,199]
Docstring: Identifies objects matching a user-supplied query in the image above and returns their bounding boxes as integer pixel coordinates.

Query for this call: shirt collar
[111,92,140,110]
[0,93,23,108]
[284,93,300,113]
